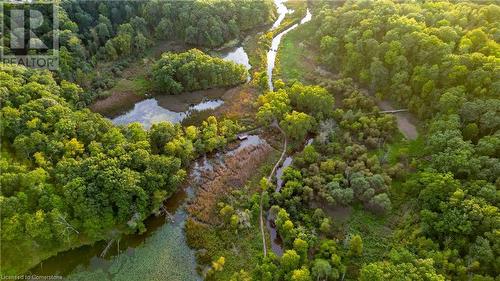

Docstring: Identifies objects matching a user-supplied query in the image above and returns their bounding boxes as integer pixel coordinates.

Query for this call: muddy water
[267,8,312,90]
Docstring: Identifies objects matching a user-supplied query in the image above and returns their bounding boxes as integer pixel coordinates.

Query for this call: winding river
[267,8,312,90]
[29,0,311,277]
[264,2,313,256]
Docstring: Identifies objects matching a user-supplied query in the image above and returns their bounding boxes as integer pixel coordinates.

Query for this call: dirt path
[314,68,419,140]
[259,121,287,257]
[377,100,418,140]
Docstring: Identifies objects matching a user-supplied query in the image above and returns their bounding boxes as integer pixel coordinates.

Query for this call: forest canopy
[152,49,248,94]
[0,64,240,274]
[1,0,499,280]
[0,0,274,103]
[312,0,499,279]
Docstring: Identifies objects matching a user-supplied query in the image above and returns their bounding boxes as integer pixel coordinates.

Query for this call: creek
[263,0,313,256]
[30,0,308,277]
[32,136,265,280]
[267,7,312,90]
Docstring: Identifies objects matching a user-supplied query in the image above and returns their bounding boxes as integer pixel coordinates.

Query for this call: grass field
[275,19,317,83]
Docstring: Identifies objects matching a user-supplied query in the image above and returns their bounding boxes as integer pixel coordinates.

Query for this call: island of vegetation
[152,49,248,94]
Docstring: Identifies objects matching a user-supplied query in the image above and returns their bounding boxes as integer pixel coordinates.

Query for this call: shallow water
[111,44,253,129]
[227,135,266,156]
[217,46,251,70]
[267,8,312,90]
[31,135,264,279]
[111,98,224,129]
[33,186,200,280]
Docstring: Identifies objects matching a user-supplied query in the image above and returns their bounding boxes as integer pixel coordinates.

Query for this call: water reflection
[112,98,223,129]
[272,0,294,29]
[267,8,312,91]
[217,46,251,70]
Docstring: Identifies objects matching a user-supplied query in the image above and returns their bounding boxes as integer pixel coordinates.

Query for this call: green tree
[280,111,316,141]
[349,234,363,257]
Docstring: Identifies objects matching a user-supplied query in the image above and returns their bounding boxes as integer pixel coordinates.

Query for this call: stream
[266,137,313,256]
[263,0,313,256]
[267,7,312,91]
[29,0,310,277]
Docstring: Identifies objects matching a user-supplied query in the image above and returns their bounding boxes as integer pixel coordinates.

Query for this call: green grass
[343,207,392,264]
[243,0,307,74]
[111,75,150,97]
[340,207,395,280]
[187,221,263,280]
[275,21,317,83]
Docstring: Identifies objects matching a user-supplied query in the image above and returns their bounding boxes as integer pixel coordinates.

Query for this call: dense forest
[0,0,499,280]
[152,49,248,94]
[313,1,499,279]
[188,0,499,280]
[236,79,403,281]
[225,1,498,280]
[1,0,274,104]
[0,64,240,273]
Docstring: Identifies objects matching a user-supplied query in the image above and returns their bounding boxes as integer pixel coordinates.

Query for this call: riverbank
[244,0,308,74]
[90,26,261,118]
[32,132,280,280]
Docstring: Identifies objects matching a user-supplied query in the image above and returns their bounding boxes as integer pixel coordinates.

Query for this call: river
[29,0,308,277]
[267,8,312,90]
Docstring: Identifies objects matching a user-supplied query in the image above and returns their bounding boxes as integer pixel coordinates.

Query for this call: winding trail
[259,121,287,257]
[258,0,312,257]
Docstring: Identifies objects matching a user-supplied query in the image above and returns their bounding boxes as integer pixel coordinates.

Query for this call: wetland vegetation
[1,0,499,280]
